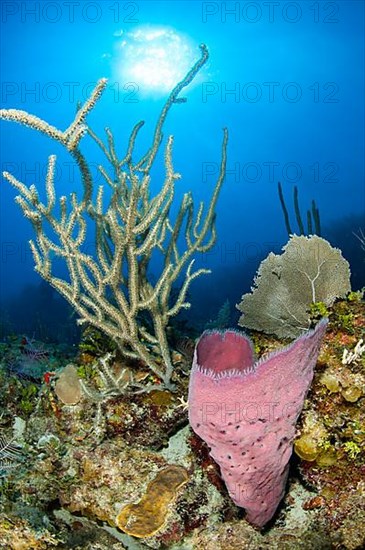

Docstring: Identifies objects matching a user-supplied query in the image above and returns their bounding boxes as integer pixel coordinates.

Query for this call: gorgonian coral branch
[1,45,228,390]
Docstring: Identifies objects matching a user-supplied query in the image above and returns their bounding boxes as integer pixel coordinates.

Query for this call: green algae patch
[116,465,189,538]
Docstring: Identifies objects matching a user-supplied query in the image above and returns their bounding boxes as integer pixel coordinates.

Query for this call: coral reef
[0,294,364,548]
[293,295,365,549]
[0,44,227,389]
[0,38,364,550]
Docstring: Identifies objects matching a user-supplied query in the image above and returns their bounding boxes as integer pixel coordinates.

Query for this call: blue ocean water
[0,0,364,341]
